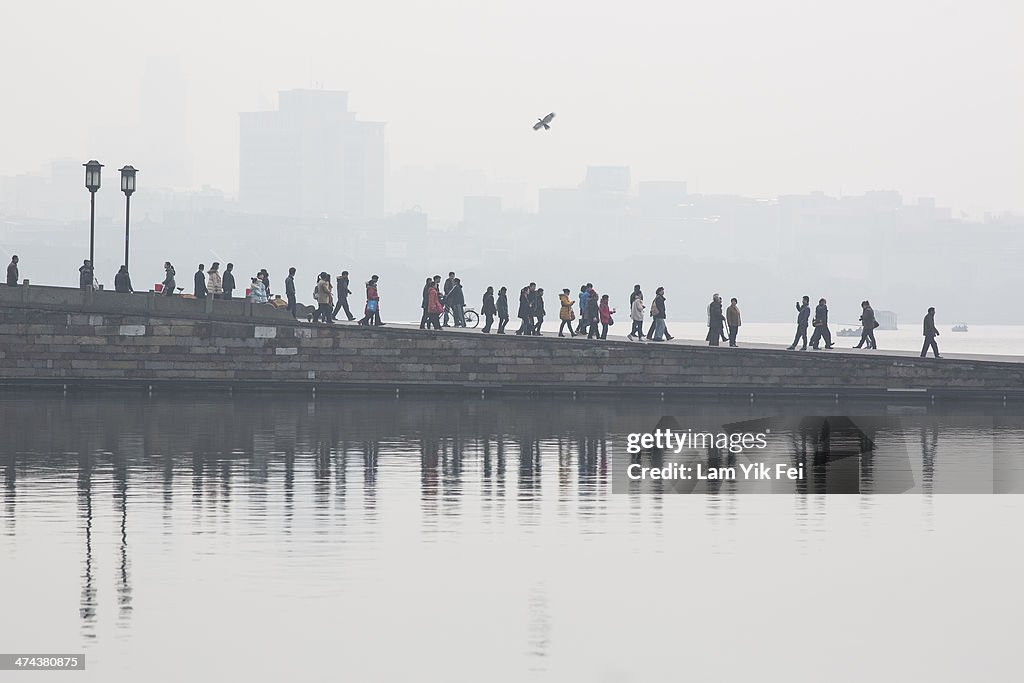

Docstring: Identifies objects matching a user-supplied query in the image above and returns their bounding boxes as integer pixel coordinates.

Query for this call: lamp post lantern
[83,160,103,268]
[118,166,138,271]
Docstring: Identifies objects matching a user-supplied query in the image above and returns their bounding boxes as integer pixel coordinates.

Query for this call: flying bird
[532,112,556,131]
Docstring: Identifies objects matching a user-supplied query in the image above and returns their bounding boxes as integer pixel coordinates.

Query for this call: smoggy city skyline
[1,0,1021,217]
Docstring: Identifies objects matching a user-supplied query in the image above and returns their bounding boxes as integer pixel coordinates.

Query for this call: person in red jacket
[425,282,443,330]
[359,275,384,326]
[598,294,616,340]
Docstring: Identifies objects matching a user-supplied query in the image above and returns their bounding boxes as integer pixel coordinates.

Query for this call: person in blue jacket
[576,284,591,336]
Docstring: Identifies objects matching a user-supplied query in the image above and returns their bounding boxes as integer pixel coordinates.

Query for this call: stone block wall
[1,286,1023,396]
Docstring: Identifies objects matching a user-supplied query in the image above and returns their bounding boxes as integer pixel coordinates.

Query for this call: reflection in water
[334,446,348,526]
[519,434,541,529]
[3,442,13,538]
[314,440,330,531]
[191,450,203,527]
[284,447,295,536]
[78,451,97,638]
[527,582,551,672]
[363,441,378,520]
[0,393,1021,656]
[920,422,940,526]
[162,453,173,535]
[921,423,939,494]
[113,452,132,626]
[443,435,463,507]
[421,433,440,523]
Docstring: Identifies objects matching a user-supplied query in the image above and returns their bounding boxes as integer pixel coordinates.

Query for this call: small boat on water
[952,324,968,332]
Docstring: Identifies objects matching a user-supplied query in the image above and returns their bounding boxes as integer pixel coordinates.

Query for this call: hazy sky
[2,0,1021,215]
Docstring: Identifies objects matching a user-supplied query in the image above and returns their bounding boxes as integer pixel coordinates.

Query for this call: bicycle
[462,306,480,328]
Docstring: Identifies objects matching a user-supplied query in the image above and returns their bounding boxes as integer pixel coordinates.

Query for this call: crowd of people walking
[309,272,383,326]
[2,255,947,358]
[786,296,871,351]
[151,260,388,327]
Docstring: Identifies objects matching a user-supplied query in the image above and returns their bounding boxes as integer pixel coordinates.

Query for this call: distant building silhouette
[139,57,192,190]
[239,89,388,219]
[583,166,631,194]
[875,310,899,330]
[538,165,632,245]
[637,181,689,217]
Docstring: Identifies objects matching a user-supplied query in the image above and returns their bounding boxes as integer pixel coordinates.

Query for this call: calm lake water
[2,393,1023,682]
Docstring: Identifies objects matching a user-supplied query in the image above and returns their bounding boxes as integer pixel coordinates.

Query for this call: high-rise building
[239,89,388,218]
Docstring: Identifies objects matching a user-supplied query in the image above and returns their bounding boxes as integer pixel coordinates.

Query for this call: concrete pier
[1,285,1022,398]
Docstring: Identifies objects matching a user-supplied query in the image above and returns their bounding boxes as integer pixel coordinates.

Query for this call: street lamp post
[118,166,138,271]
[83,161,103,268]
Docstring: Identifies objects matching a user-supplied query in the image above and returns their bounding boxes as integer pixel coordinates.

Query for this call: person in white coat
[207,262,223,299]
[628,295,646,341]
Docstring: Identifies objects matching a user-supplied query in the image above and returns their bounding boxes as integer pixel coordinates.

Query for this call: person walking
[629,284,643,305]
[809,298,834,350]
[161,262,175,296]
[532,288,546,335]
[651,287,668,341]
[515,286,532,335]
[6,255,18,286]
[425,282,443,330]
[706,293,725,346]
[79,259,94,290]
[420,277,434,329]
[285,267,298,318]
[558,288,576,337]
[707,294,727,343]
[726,298,741,347]
[585,287,601,339]
[249,275,268,304]
[194,264,209,299]
[333,271,355,321]
[481,286,497,333]
[854,300,878,349]
[222,263,235,300]
[358,276,373,325]
[576,284,591,336]
[360,275,382,326]
[787,296,811,350]
[496,286,510,334]
[207,263,223,299]
[646,288,674,341]
[114,265,133,293]
[598,294,615,340]
[427,274,442,325]
[314,273,333,323]
[628,292,645,341]
[443,272,457,327]
[526,283,539,334]
[921,307,941,358]
[311,276,322,322]
[449,278,466,327]
[372,275,384,325]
